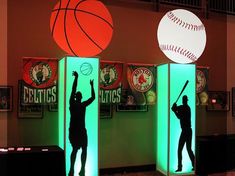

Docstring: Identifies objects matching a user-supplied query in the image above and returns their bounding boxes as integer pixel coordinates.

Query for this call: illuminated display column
[156,63,196,175]
[59,56,99,176]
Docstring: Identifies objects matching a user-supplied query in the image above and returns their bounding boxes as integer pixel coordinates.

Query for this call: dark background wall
[0,0,8,147]
[1,0,234,169]
[227,15,235,134]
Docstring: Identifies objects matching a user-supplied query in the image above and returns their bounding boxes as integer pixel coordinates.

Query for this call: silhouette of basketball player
[68,71,95,176]
[171,95,195,172]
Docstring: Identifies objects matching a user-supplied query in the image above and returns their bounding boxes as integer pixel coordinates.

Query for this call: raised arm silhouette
[68,71,95,176]
[171,95,195,172]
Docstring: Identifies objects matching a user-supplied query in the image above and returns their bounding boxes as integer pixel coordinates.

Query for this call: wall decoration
[116,104,148,112]
[207,91,230,111]
[18,81,43,118]
[0,86,13,112]
[22,57,58,105]
[100,61,123,104]
[127,63,157,105]
[117,89,148,112]
[18,103,43,119]
[232,88,235,117]
[19,80,57,105]
[100,105,112,119]
[196,66,209,106]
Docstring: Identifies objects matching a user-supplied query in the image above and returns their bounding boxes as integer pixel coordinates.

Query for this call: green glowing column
[59,56,99,176]
[156,63,196,175]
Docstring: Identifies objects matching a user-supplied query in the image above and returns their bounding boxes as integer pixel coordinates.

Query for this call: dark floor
[101,171,235,176]
[100,171,160,176]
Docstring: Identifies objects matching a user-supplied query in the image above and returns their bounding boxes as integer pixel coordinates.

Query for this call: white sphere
[157,9,206,64]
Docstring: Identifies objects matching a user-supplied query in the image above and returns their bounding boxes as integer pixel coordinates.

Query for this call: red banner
[100,60,123,104]
[22,57,58,104]
[23,57,58,89]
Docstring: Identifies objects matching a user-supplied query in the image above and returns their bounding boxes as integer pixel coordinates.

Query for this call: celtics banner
[22,57,58,104]
[100,61,123,104]
[126,63,157,105]
[196,66,209,106]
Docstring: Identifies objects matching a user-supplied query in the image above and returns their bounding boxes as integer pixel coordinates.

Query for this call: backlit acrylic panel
[59,56,99,176]
[58,58,65,149]
[156,63,196,175]
[156,64,169,175]
[169,64,196,174]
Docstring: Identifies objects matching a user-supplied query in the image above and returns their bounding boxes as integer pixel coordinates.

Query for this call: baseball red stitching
[159,44,197,62]
[167,11,205,31]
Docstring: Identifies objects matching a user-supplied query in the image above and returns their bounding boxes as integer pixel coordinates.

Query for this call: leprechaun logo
[100,66,118,88]
[23,58,58,89]
[100,62,123,104]
[30,62,52,86]
[131,67,153,92]
[22,58,58,104]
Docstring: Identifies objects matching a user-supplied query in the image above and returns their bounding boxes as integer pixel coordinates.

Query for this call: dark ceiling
[136,0,235,16]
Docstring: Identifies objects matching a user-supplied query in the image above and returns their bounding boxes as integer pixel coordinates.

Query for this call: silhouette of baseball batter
[171,95,195,172]
[68,71,95,176]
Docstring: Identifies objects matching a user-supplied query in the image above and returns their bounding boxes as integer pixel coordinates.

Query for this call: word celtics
[23,85,57,104]
[100,88,121,104]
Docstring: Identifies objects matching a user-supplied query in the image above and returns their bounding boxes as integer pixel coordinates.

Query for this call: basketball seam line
[74,0,108,52]
[64,0,77,56]
[52,7,113,51]
[159,44,197,62]
[74,9,103,51]
[52,0,113,56]
[52,8,113,29]
[51,0,62,36]
[74,0,113,51]
[167,11,205,31]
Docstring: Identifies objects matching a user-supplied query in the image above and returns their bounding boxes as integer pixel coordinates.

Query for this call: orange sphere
[50,0,113,57]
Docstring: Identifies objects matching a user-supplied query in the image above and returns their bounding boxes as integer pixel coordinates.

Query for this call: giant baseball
[157,9,206,64]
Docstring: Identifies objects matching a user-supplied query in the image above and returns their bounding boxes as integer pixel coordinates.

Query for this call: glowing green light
[58,58,65,149]
[59,56,99,176]
[156,64,169,175]
[156,63,196,175]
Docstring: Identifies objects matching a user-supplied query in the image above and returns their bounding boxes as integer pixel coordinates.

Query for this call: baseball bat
[175,80,189,103]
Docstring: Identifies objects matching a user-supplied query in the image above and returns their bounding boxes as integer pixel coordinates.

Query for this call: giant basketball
[50,0,113,57]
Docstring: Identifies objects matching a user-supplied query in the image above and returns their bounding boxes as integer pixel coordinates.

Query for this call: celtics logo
[30,62,52,86]
[131,67,153,92]
[100,66,118,88]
